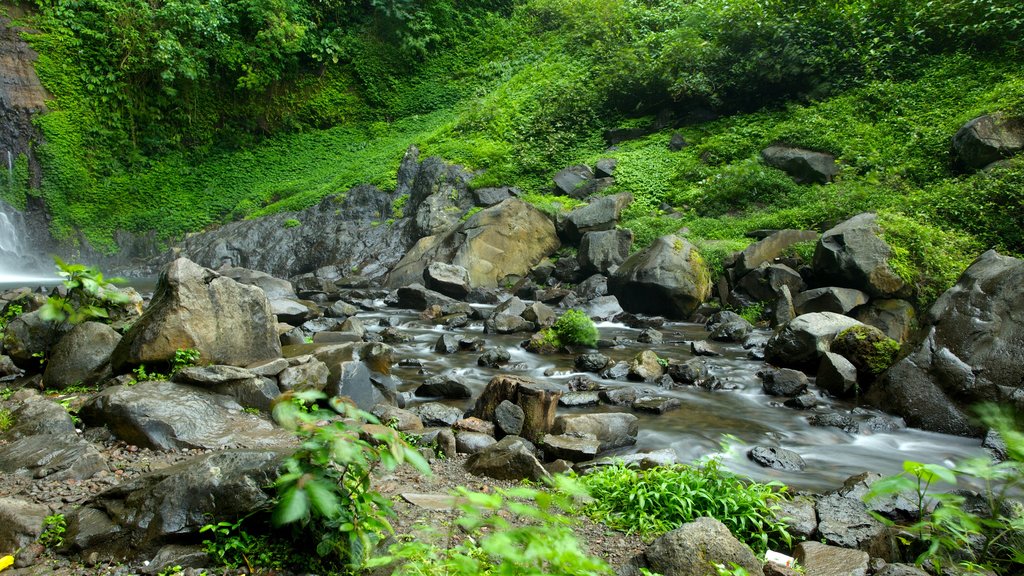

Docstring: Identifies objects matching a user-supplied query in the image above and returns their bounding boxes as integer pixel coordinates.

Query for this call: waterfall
[0,199,54,284]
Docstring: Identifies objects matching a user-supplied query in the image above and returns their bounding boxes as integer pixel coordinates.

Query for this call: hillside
[2,0,1023,301]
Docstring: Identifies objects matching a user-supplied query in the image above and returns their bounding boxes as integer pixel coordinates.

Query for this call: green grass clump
[551,309,599,348]
[579,459,790,554]
[0,408,13,432]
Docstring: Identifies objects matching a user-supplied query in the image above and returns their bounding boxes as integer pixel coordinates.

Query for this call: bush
[551,309,599,348]
[579,459,791,554]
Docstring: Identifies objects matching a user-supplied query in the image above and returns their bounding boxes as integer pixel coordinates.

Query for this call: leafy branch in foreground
[38,257,131,325]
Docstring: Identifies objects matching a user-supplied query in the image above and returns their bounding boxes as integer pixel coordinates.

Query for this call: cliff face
[0,10,48,188]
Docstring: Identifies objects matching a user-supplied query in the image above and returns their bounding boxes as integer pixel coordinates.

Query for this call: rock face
[869,250,1024,436]
[387,198,560,289]
[610,235,711,319]
[813,213,908,298]
[951,112,1024,170]
[761,145,839,184]
[42,321,121,389]
[112,258,281,370]
[642,517,764,576]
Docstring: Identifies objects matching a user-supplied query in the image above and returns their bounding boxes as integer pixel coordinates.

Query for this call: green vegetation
[282,218,301,228]
[552,309,600,347]
[38,258,130,325]
[0,408,13,432]
[0,303,23,333]
[578,459,791,554]
[866,405,1024,575]
[38,514,67,548]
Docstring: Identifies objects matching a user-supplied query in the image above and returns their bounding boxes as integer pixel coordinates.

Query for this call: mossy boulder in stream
[831,324,900,379]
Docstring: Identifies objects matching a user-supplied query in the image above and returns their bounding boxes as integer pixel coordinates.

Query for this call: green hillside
[4,0,1023,302]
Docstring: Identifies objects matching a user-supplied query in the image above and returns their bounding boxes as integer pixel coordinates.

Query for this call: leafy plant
[0,408,13,433]
[369,475,612,575]
[155,566,183,576]
[551,309,599,348]
[737,302,765,325]
[200,517,291,572]
[0,303,23,333]
[865,405,1024,574]
[39,258,130,326]
[579,459,791,554]
[271,390,431,569]
[171,348,201,373]
[38,514,67,548]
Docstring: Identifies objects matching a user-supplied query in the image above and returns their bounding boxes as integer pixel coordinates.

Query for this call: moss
[833,325,901,376]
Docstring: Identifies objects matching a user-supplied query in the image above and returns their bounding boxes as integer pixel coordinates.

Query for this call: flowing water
[0,200,55,286]
[364,306,985,493]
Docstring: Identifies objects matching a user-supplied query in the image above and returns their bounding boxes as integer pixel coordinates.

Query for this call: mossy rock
[831,324,900,377]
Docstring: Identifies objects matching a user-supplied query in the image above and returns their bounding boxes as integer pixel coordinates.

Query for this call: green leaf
[305,478,341,520]
[272,485,309,526]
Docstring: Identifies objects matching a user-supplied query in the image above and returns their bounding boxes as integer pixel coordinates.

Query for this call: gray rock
[710,319,753,342]
[552,412,638,451]
[601,360,631,379]
[773,284,796,327]
[874,564,931,576]
[610,235,711,319]
[558,391,601,407]
[464,435,549,482]
[2,310,62,368]
[495,400,525,437]
[794,286,869,315]
[393,283,461,311]
[411,402,464,427]
[434,334,459,354]
[0,432,107,480]
[668,358,713,387]
[759,368,809,396]
[764,312,865,367]
[270,298,320,324]
[632,395,683,414]
[561,192,633,242]
[733,263,805,304]
[582,295,623,321]
[435,428,457,459]
[595,158,617,178]
[541,434,602,462]
[578,229,633,276]
[637,328,663,344]
[576,274,608,300]
[473,186,516,207]
[247,357,289,377]
[220,267,296,299]
[574,448,679,473]
[553,164,595,198]
[813,213,907,298]
[112,258,281,370]
[326,299,359,318]
[761,145,839,184]
[42,322,120,390]
[628,350,665,382]
[0,497,49,553]
[416,375,472,399]
[455,431,497,454]
[775,496,818,540]
[815,491,895,560]
[854,299,916,344]
[644,517,764,576]
[868,250,1024,436]
[817,352,859,397]
[172,365,258,386]
[951,112,1024,170]
[748,446,806,471]
[313,342,398,410]
[575,353,610,373]
[277,359,330,392]
[372,404,424,432]
[794,541,869,576]
[733,229,819,276]
[477,347,511,368]
[5,396,76,439]
[424,262,472,299]
[784,392,819,409]
[80,381,291,450]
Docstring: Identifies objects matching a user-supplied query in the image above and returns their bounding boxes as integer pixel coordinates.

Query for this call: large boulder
[813,213,908,298]
[424,262,471,299]
[761,145,839,184]
[42,321,121,389]
[951,112,1024,170]
[610,235,711,319]
[2,310,62,368]
[0,497,49,554]
[764,312,864,367]
[578,229,633,276]
[561,192,633,242]
[733,229,819,276]
[551,413,638,451]
[111,258,281,370]
[386,198,560,289]
[642,517,764,576]
[868,250,1024,436]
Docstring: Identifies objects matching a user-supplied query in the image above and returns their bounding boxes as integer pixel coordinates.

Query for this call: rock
[644,517,764,576]
[558,391,601,407]
[473,186,516,207]
[0,497,49,554]
[464,435,549,482]
[0,432,107,480]
[784,392,818,409]
[764,312,865,367]
[582,295,623,321]
[313,342,399,410]
[473,375,560,442]
[477,347,511,368]
[578,229,633,275]
[65,449,285,559]
[817,352,860,397]
[668,131,687,151]
[610,235,711,319]
[434,334,459,354]
[628,350,665,382]
[277,359,330,392]
[793,541,869,576]
[553,164,595,198]
[541,434,602,461]
[552,413,638,451]
[874,564,930,576]
[410,402,464,427]
[794,287,869,316]
[854,299,916,344]
[326,299,359,318]
[435,428,457,459]
[424,262,472,299]
[372,405,423,432]
[632,395,682,414]
[709,318,753,342]
[690,340,721,357]
[595,158,617,178]
[775,496,818,540]
[220,267,295,299]
[494,400,525,437]
[575,353,610,373]
[247,357,289,377]
[748,446,806,471]
[561,192,634,242]
[773,285,796,327]
[0,354,19,378]
[601,360,631,380]
[112,258,281,371]
[761,145,839,184]
[41,322,120,390]
[733,229,819,277]
[2,310,62,368]
[270,298,320,324]
[733,263,806,305]
[393,283,461,311]
[453,417,495,436]
[416,374,472,399]
[574,448,679,473]
[951,112,1024,170]
[173,366,281,411]
[813,213,908,298]
[522,302,557,329]
[455,432,497,454]
[869,250,1024,436]
[80,381,291,450]
[5,396,76,439]
[815,491,895,560]
[387,198,560,289]
[668,358,713,387]
[576,274,608,300]
[830,324,900,378]
[759,368,809,397]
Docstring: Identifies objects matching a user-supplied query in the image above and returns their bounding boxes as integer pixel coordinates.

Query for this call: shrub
[578,459,791,554]
[0,408,13,432]
[38,258,131,326]
[551,309,599,347]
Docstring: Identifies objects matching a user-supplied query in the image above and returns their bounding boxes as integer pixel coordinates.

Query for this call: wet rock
[424,262,471,299]
[0,497,49,555]
[410,402,464,427]
[434,334,459,354]
[0,432,107,480]
[561,192,633,242]
[541,434,602,462]
[567,375,600,391]
[610,235,711,320]
[951,112,1024,170]
[637,328,663,344]
[112,258,280,370]
[393,283,460,311]
[667,358,713,387]
[494,400,525,437]
[558,391,601,407]
[690,340,721,357]
[416,374,472,399]
[628,350,665,382]
[575,352,610,373]
[578,229,633,276]
[552,412,638,451]
[644,517,764,576]
[868,251,1024,436]
[759,368,809,397]
[853,299,915,344]
[709,318,753,342]
[748,446,806,471]
[784,392,818,409]
[477,347,510,368]
[600,361,631,380]
[764,312,865,367]
[808,412,856,431]
[459,337,485,352]
[761,145,839,184]
[813,213,908,298]
[455,431,497,454]
[817,352,859,397]
[465,435,549,482]
[794,541,869,576]
[80,381,291,450]
[632,395,682,414]
[5,396,76,439]
[41,321,120,390]
[794,287,869,316]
